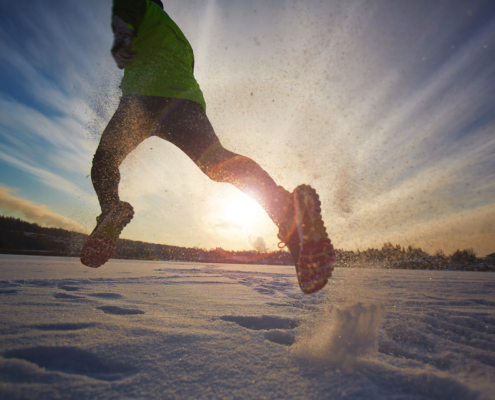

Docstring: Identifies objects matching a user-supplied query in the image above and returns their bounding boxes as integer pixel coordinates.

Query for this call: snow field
[0,255,494,399]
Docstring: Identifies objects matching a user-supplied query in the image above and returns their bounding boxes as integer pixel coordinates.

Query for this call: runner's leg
[91,95,158,209]
[147,97,291,226]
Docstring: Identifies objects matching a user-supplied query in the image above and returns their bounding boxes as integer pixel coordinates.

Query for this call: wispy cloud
[0,187,87,233]
[0,147,96,205]
[0,0,118,208]
[334,202,495,257]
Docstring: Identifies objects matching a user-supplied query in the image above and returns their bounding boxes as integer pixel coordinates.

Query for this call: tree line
[1,215,493,270]
[335,242,495,271]
[0,215,292,265]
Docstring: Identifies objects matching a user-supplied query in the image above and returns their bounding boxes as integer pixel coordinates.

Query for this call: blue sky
[0,0,494,255]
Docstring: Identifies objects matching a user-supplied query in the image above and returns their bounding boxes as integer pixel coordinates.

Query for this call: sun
[222,193,265,227]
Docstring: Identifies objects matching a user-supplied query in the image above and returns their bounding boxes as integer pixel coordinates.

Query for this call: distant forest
[0,215,494,271]
[336,242,495,271]
[0,215,292,265]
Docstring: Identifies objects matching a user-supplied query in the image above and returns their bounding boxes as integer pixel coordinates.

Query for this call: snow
[0,254,494,399]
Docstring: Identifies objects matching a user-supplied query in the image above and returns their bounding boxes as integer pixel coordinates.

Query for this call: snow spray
[292,302,385,369]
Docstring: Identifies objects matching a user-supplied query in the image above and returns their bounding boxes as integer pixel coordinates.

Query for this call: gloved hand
[111,16,137,69]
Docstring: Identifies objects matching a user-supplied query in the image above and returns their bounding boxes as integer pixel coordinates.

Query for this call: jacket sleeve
[112,0,147,34]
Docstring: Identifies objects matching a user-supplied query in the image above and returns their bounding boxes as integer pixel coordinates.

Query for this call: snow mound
[293,302,385,368]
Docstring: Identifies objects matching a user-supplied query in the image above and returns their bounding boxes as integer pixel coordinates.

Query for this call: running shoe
[278,185,335,294]
[80,201,134,268]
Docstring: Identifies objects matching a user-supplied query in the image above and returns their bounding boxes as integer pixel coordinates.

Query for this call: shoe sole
[80,234,117,268]
[294,185,335,294]
[80,202,134,268]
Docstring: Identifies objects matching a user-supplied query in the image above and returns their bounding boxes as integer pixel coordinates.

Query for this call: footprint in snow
[263,330,296,346]
[57,285,81,292]
[54,292,84,300]
[266,302,291,308]
[34,322,98,331]
[250,279,293,296]
[97,306,145,315]
[0,289,19,295]
[32,281,54,288]
[87,293,123,299]
[220,315,300,330]
[220,315,300,346]
[3,346,136,381]
[254,287,276,295]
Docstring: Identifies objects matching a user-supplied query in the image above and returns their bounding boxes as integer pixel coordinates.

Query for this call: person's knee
[196,141,237,182]
[204,153,253,185]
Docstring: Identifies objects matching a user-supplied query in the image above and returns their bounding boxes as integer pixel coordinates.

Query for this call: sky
[0,0,494,256]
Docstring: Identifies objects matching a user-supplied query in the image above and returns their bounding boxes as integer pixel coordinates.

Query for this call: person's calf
[91,148,121,208]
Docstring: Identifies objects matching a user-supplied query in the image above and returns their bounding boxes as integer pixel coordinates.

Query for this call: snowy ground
[0,255,494,400]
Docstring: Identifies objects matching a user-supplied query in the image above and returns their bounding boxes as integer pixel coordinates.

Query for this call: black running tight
[92,95,283,223]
